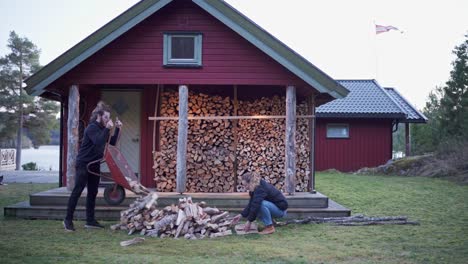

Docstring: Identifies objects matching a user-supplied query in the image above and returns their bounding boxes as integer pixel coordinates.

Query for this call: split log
[115,194,236,239]
[234,222,259,235]
[120,237,145,247]
[209,230,232,238]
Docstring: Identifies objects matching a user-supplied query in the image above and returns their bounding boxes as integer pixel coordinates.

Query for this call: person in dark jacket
[63,101,122,232]
[233,172,288,235]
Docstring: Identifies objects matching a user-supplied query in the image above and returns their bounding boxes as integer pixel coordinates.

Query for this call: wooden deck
[4,187,350,220]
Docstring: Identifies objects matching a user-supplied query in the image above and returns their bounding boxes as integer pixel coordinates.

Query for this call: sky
[1,0,468,109]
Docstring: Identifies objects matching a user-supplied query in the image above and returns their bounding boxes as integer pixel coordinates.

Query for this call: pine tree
[0,31,59,169]
[439,34,468,138]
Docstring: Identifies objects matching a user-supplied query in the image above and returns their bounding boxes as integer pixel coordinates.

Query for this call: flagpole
[373,20,379,80]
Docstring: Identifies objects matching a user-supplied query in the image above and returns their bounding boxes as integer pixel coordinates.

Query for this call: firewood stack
[154,90,235,192]
[154,89,311,192]
[236,96,310,192]
[112,195,235,239]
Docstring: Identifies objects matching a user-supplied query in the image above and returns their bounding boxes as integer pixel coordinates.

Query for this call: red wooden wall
[315,118,393,172]
[56,0,309,89]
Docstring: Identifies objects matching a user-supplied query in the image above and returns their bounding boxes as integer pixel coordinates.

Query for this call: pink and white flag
[375,24,400,34]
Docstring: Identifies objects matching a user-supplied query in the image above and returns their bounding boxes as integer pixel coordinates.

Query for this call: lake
[21,145,60,171]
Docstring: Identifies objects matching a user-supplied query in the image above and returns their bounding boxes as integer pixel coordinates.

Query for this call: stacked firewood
[236,96,310,192]
[111,194,235,239]
[154,89,311,192]
[154,90,235,192]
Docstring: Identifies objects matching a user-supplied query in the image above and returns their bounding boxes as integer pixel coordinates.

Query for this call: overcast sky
[1,0,468,109]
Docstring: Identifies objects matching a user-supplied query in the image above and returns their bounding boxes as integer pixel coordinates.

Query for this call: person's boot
[63,219,75,232]
[85,220,104,229]
[259,225,275,235]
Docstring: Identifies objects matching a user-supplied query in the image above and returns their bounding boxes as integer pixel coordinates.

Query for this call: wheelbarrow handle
[87,158,105,177]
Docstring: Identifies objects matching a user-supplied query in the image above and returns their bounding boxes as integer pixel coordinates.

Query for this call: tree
[439,34,468,139]
[411,87,444,154]
[411,34,468,154]
[0,31,59,169]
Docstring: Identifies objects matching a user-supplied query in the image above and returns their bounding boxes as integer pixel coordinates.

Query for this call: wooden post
[176,85,188,193]
[307,95,317,194]
[285,85,296,195]
[405,123,411,156]
[66,85,79,191]
[233,85,239,191]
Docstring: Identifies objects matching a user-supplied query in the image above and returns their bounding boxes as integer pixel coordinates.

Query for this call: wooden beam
[285,85,296,195]
[405,123,411,156]
[307,95,317,194]
[66,85,79,191]
[176,85,188,193]
[232,85,238,191]
[149,115,315,121]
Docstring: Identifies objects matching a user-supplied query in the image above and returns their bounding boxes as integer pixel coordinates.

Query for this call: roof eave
[26,0,172,96]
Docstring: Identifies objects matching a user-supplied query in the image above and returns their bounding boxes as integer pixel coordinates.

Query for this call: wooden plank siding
[53,0,310,89]
[315,119,393,172]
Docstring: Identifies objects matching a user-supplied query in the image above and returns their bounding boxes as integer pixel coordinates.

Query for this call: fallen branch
[277,214,419,226]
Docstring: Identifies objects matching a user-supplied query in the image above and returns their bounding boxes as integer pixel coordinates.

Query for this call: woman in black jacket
[233,172,288,234]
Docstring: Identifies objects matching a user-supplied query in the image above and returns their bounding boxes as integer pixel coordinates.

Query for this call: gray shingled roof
[317,80,426,123]
[384,87,427,123]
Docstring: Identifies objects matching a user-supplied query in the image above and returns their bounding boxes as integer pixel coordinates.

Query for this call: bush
[22,162,38,171]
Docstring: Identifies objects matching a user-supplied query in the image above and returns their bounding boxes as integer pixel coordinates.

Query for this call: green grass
[1,174,467,264]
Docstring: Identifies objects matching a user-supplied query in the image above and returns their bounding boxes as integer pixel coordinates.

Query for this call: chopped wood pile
[277,214,420,226]
[111,194,237,239]
[153,89,311,193]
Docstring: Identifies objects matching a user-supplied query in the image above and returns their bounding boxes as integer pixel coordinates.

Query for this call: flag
[375,24,400,34]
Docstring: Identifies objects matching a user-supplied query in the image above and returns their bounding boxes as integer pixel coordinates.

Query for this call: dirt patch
[355,153,468,185]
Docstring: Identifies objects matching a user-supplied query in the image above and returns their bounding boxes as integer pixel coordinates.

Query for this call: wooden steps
[4,187,350,220]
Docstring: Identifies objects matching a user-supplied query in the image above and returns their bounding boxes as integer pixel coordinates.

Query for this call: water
[21,145,60,171]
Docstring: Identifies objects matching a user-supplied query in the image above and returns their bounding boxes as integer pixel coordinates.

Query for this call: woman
[233,172,288,235]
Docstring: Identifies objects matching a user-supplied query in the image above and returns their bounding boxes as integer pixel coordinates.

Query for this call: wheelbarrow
[87,127,150,205]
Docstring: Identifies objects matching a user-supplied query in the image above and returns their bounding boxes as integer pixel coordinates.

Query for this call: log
[209,230,232,238]
[277,215,420,226]
[176,85,189,193]
[120,237,145,247]
[285,85,296,194]
[66,85,79,190]
[234,222,259,235]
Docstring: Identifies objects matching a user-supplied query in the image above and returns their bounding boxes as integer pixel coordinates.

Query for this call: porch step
[4,187,350,220]
[29,187,329,208]
[4,199,350,220]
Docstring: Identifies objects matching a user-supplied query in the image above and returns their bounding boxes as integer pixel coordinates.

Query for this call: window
[326,123,349,138]
[163,33,202,67]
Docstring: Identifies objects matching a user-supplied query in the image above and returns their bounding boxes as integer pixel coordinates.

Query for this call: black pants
[65,163,100,222]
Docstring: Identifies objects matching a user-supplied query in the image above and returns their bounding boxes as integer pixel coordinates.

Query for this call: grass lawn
[1,173,467,264]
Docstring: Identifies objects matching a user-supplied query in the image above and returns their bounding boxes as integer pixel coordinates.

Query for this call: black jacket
[76,121,119,166]
[241,179,288,222]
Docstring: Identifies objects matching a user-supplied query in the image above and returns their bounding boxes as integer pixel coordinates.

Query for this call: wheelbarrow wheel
[104,184,126,205]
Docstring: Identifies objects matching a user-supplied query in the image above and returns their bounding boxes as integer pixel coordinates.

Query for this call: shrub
[22,162,38,171]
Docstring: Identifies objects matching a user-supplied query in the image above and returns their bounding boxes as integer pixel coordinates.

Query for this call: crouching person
[233,172,288,235]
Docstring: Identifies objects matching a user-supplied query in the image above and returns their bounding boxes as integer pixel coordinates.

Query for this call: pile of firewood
[111,193,236,239]
[154,89,312,193]
[236,96,310,192]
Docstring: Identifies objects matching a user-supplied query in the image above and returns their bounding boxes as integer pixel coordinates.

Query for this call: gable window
[326,123,349,138]
[163,32,202,67]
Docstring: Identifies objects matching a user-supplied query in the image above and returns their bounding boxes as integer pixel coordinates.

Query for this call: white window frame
[326,123,350,138]
[163,32,202,67]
